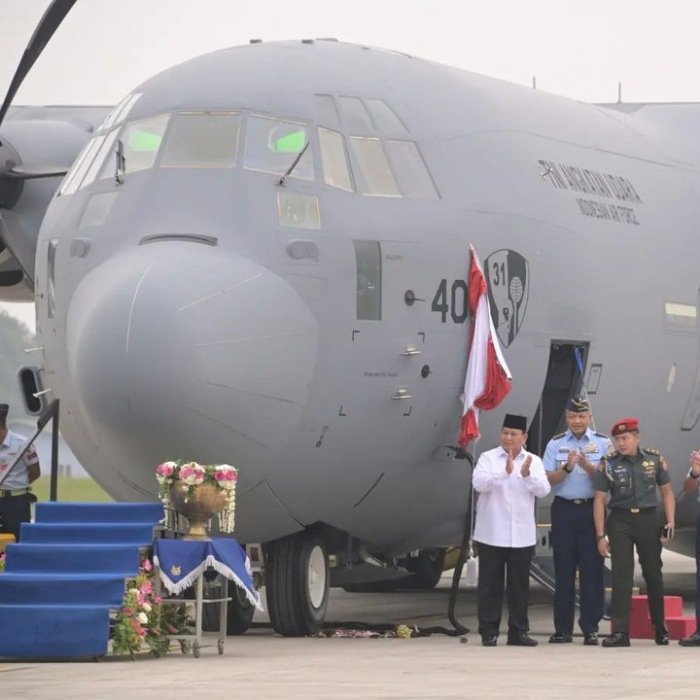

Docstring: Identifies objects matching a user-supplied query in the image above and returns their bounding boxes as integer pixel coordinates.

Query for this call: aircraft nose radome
[65,243,318,468]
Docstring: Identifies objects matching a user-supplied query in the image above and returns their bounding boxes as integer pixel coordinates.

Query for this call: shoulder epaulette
[643,447,660,456]
[595,432,608,438]
[551,432,565,440]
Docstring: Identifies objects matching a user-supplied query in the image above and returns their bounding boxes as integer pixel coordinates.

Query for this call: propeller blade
[0,0,78,127]
[5,166,68,180]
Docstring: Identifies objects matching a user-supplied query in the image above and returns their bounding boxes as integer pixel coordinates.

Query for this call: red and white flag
[459,245,513,448]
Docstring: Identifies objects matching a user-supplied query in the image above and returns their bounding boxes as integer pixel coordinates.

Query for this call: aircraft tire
[226,585,256,635]
[405,548,446,589]
[266,530,329,636]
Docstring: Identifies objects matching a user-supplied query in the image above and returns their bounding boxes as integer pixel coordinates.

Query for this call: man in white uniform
[473,413,550,646]
[0,403,41,542]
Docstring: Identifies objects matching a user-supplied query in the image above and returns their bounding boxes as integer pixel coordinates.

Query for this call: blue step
[4,543,141,575]
[20,522,155,545]
[35,502,163,524]
[0,573,127,605]
[0,501,157,659]
[0,604,112,658]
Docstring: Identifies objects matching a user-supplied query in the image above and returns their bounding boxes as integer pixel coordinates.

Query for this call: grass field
[31,476,113,503]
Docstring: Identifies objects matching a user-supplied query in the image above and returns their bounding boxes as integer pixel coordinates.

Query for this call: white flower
[138,612,149,624]
[142,602,152,613]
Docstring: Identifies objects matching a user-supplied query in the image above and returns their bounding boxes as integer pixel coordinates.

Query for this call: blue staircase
[0,502,163,659]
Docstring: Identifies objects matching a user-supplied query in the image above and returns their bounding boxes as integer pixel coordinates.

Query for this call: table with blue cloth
[153,538,262,656]
[154,538,261,609]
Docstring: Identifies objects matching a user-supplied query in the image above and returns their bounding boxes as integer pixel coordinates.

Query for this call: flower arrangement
[0,551,5,573]
[156,460,238,533]
[111,556,193,657]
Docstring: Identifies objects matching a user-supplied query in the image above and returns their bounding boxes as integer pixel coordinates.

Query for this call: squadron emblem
[485,249,529,348]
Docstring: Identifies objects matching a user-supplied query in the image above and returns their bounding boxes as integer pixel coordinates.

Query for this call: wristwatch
[690,470,700,480]
[596,534,606,542]
[563,464,572,473]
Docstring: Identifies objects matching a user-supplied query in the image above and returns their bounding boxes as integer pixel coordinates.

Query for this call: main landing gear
[265,530,330,636]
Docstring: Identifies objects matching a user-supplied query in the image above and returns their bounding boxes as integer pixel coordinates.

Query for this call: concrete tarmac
[0,551,698,700]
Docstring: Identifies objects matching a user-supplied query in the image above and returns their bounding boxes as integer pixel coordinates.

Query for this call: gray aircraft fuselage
[7,39,700,557]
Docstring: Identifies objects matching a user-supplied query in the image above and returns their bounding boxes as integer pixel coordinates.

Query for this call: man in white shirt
[473,413,550,646]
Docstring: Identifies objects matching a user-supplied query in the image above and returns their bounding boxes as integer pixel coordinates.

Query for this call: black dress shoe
[679,631,700,646]
[481,635,498,647]
[583,632,599,646]
[549,632,573,644]
[602,632,630,647]
[655,627,670,646]
[507,632,538,647]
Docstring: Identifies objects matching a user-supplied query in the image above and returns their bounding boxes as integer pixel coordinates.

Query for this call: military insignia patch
[170,564,181,576]
[485,249,529,348]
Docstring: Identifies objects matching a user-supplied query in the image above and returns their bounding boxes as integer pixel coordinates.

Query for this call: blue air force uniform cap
[566,397,591,413]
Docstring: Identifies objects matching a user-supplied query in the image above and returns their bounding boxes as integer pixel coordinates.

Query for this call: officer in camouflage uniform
[593,417,675,647]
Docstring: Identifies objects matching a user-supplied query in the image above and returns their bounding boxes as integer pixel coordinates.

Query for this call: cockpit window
[384,140,438,199]
[314,95,340,128]
[349,137,400,196]
[337,97,374,132]
[365,99,408,135]
[59,136,103,196]
[244,115,314,180]
[318,127,354,192]
[115,114,170,175]
[81,127,120,187]
[160,112,240,168]
[99,92,142,132]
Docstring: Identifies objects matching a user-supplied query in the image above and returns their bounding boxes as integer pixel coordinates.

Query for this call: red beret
[611,417,639,437]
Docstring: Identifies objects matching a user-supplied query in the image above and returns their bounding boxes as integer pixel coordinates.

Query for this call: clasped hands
[505,450,532,477]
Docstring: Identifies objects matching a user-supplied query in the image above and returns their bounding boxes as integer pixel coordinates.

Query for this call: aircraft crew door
[528,341,590,455]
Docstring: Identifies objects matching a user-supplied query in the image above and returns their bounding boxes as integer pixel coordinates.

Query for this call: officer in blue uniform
[543,397,610,645]
[593,417,675,647]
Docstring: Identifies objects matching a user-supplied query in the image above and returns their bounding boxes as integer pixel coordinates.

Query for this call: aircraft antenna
[532,76,537,90]
[617,81,623,103]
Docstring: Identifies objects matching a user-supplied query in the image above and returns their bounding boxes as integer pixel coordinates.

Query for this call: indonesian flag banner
[458,245,513,448]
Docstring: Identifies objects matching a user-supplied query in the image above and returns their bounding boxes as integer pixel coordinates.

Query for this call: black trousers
[607,508,665,634]
[551,497,604,635]
[0,493,31,542]
[477,542,534,638]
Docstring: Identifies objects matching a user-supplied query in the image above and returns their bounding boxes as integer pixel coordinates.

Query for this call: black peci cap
[0,403,8,421]
[503,413,527,432]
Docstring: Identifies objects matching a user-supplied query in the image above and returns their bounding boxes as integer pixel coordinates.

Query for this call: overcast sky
[2,0,700,331]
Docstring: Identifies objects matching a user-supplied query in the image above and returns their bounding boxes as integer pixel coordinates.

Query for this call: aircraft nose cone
[66,242,318,471]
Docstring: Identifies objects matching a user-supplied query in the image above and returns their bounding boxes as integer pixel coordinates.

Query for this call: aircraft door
[528,341,589,456]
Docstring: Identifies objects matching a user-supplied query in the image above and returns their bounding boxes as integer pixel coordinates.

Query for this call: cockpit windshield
[244,115,314,180]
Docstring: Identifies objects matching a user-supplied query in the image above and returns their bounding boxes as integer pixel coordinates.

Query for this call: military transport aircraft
[2,1,700,636]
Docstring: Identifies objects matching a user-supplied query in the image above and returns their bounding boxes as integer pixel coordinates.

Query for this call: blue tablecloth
[154,538,262,610]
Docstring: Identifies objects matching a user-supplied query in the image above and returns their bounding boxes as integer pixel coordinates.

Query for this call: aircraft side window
[384,140,439,199]
[349,137,400,197]
[353,240,382,321]
[244,115,314,180]
[160,112,240,168]
[365,99,408,135]
[47,239,58,320]
[318,127,354,192]
[314,95,340,128]
[277,192,321,229]
[108,114,171,176]
[80,128,120,189]
[59,136,104,196]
